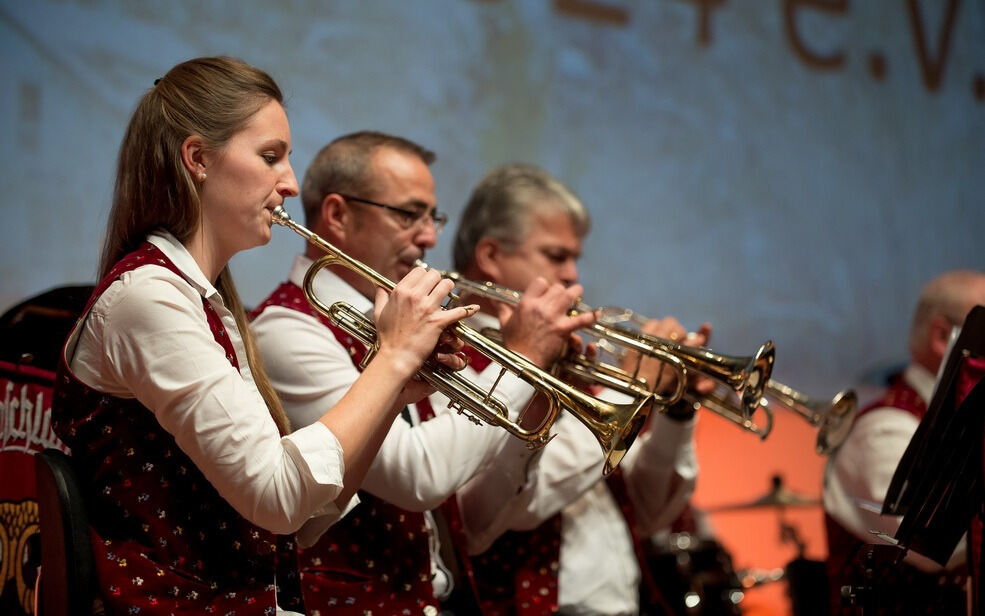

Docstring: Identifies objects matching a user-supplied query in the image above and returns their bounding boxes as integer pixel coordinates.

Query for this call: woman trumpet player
[49,57,476,615]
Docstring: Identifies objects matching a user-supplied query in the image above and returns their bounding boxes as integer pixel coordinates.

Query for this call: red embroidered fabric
[856,374,929,422]
[462,345,667,613]
[254,281,480,614]
[53,243,287,615]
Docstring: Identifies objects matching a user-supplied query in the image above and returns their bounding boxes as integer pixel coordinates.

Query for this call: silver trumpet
[272,206,654,475]
[691,380,856,452]
[761,381,857,454]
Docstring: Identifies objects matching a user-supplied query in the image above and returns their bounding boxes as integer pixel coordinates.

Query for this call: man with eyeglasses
[251,132,595,614]
[824,269,985,615]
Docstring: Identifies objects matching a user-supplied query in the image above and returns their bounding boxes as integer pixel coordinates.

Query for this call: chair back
[34,448,96,616]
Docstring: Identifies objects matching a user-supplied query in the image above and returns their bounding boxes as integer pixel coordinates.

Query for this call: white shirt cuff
[640,411,697,467]
[283,421,346,486]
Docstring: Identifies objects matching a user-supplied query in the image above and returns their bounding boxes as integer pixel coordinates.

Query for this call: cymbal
[735,567,786,589]
[704,475,821,513]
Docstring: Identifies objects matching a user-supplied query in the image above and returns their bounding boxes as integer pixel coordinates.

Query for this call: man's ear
[473,237,503,281]
[927,314,955,363]
[319,193,351,241]
[180,135,209,180]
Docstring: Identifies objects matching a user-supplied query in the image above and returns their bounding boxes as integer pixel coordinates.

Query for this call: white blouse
[67,231,349,546]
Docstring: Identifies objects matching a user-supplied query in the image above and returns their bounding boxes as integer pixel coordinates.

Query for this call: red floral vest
[824,374,966,615]
[252,281,479,615]
[52,243,298,615]
[464,348,668,614]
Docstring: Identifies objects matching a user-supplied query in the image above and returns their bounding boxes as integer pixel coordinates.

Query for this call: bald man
[824,269,985,615]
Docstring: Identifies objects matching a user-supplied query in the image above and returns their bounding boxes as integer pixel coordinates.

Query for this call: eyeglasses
[340,194,447,234]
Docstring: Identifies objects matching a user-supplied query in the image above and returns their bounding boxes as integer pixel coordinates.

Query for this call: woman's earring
[198,172,207,181]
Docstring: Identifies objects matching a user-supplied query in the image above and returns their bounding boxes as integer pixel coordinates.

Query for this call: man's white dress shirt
[251,254,539,598]
[458,310,700,615]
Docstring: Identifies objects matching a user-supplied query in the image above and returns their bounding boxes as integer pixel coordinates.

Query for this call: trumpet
[272,206,653,475]
[425,265,775,424]
[682,387,774,438]
[761,382,856,454]
[690,380,856,453]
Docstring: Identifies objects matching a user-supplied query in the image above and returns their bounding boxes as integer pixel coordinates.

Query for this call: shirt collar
[287,254,374,315]
[903,363,936,405]
[147,230,220,300]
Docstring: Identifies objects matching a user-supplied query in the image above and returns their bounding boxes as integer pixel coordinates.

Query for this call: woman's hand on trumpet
[496,277,598,369]
[372,267,477,404]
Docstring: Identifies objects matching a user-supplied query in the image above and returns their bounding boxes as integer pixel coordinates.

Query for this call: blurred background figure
[823,269,985,615]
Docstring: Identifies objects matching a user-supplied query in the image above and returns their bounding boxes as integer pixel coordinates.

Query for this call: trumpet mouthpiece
[271,205,291,225]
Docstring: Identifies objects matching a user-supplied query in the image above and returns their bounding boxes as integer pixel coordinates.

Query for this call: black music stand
[883,305,985,565]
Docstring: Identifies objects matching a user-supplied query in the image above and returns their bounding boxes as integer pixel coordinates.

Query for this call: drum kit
[648,474,828,616]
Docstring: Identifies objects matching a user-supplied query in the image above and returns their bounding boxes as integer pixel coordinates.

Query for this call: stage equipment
[883,305,985,564]
[704,475,820,513]
[646,532,744,615]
